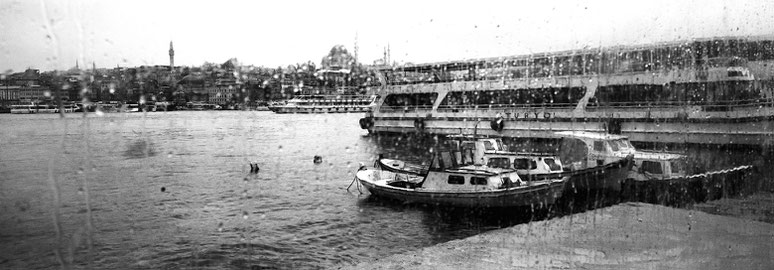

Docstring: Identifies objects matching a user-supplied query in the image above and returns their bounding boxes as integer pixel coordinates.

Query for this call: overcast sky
[0,0,772,72]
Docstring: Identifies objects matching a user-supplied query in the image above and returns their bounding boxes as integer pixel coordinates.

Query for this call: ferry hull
[366,117,774,146]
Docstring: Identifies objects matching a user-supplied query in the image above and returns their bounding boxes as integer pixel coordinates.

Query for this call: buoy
[313,155,323,164]
[161,187,166,192]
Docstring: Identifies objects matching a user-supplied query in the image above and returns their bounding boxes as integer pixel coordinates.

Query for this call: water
[2,111,772,269]
[0,111,538,269]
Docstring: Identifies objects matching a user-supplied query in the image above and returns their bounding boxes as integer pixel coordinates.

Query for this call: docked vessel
[359,36,774,146]
[268,95,374,114]
[622,151,755,205]
[358,132,634,207]
[357,142,566,208]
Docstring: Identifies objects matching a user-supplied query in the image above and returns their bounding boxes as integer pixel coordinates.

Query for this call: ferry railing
[378,105,435,112]
[587,98,774,110]
[436,103,578,111]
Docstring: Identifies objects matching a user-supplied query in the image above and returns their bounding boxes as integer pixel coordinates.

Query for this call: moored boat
[621,150,755,205]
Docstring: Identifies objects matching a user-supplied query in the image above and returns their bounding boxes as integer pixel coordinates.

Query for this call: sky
[0,0,772,72]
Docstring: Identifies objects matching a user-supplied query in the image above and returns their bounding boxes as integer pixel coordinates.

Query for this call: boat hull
[357,170,566,208]
[562,156,633,197]
[621,165,754,206]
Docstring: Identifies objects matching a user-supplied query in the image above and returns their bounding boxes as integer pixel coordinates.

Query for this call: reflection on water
[0,112,770,269]
[123,139,157,159]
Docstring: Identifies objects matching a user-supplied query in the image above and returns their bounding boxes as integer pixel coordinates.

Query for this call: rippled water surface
[1,111,542,269]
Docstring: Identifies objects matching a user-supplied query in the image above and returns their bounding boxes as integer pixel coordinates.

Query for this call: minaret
[354,32,359,64]
[169,41,175,73]
[387,43,391,66]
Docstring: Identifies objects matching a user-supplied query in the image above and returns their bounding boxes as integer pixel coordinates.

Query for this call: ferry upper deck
[360,36,774,146]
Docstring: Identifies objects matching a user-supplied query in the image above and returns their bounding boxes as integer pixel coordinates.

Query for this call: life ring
[414,118,425,131]
[490,117,505,132]
[359,117,374,129]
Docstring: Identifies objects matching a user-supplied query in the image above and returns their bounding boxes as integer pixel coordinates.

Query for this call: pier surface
[338,202,774,269]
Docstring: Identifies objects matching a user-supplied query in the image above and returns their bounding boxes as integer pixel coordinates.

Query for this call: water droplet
[217,222,224,232]
[77,187,84,195]
[77,167,84,174]
[242,211,248,219]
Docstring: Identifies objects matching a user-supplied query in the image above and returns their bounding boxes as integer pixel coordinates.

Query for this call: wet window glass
[3,2,774,269]
[544,158,562,171]
[593,141,605,152]
[641,161,664,174]
[447,175,465,185]
[608,141,620,151]
[486,157,510,169]
[470,177,487,185]
[484,141,495,151]
[513,158,538,170]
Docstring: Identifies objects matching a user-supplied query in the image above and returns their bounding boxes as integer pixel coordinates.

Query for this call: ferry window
[447,175,465,185]
[593,141,605,152]
[487,158,510,169]
[641,161,664,174]
[513,159,538,170]
[544,158,562,171]
[470,177,487,185]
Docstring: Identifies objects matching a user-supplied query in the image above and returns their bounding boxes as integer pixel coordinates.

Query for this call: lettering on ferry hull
[503,111,554,119]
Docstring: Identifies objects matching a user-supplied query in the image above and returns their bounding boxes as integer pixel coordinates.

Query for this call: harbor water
[0,111,536,269]
[0,111,771,269]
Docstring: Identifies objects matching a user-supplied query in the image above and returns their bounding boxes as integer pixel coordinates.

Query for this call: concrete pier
[338,202,774,269]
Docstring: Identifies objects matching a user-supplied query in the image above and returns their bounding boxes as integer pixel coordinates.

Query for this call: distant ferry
[10,104,75,114]
[269,95,375,114]
[359,36,774,146]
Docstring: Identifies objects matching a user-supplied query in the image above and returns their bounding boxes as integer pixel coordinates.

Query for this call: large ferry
[10,104,75,114]
[359,36,774,146]
[269,94,375,114]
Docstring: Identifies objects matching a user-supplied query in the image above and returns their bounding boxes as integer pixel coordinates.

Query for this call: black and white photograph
[1,0,773,269]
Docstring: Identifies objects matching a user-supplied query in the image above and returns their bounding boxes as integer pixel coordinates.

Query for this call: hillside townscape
[0,43,386,111]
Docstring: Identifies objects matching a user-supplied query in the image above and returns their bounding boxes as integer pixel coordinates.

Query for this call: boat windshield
[513,158,537,170]
[608,141,620,151]
[670,159,687,174]
[487,157,510,169]
[544,158,562,171]
[484,141,495,151]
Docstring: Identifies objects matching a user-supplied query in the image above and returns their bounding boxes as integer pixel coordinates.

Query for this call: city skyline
[1,0,772,72]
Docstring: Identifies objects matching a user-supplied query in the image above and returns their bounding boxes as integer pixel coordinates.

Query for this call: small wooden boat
[358,141,568,208]
[356,166,566,208]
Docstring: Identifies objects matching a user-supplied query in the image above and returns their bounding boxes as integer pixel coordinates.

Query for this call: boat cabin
[628,151,688,181]
[484,153,564,175]
[556,131,635,170]
[447,135,564,175]
[421,140,523,191]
